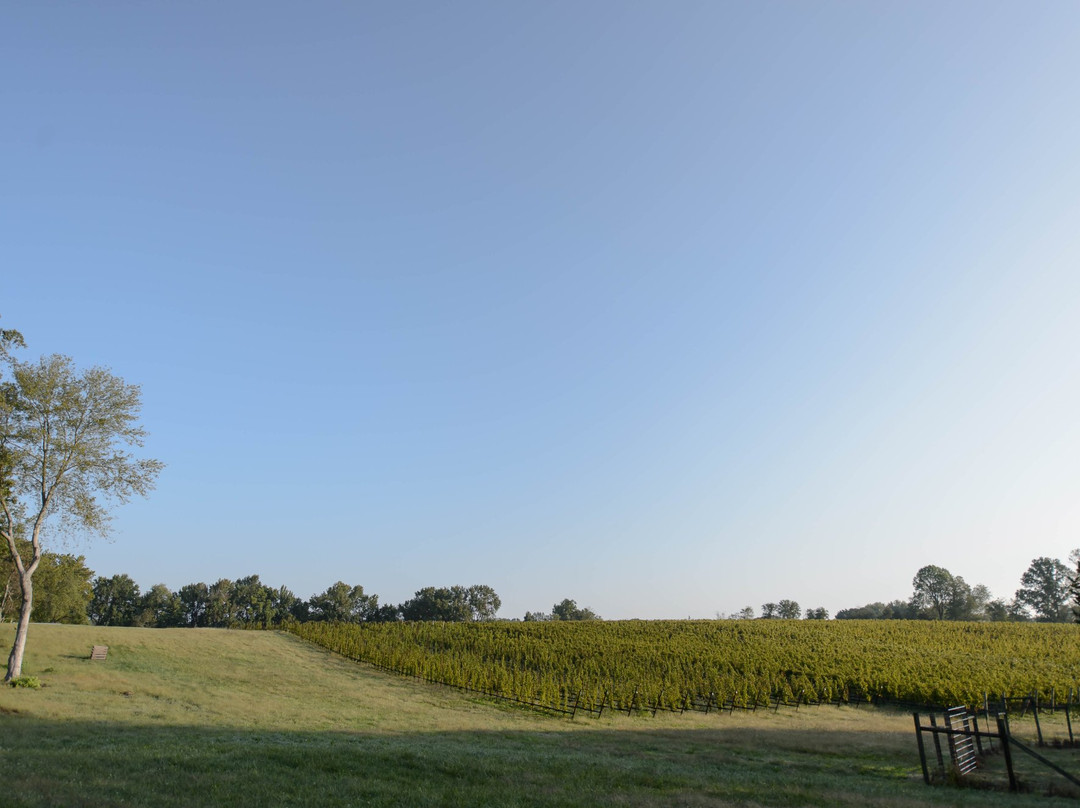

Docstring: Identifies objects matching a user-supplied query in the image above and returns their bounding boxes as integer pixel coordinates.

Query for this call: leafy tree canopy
[551,598,601,621]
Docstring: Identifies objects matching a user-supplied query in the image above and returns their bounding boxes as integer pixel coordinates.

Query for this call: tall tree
[31,553,94,624]
[1015,556,1071,622]
[89,573,142,626]
[307,581,378,623]
[400,585,501,622]
[1069,549,1080,625]
[466,585,501,621]
[966,584,993,621]
[777,599,801,619]
[910,565,962,619]
[943,576,974,620]
[550,598,600,621]
[177,582,210,627]
[1,353,163,678]
[205,579,235,627]
[230,574,275,626]
[138,583,183,628]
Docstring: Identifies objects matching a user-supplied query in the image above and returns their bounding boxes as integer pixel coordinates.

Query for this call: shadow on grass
[2,717,1073,808]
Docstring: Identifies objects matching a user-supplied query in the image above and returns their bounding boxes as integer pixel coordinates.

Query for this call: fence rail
[914,705,1080,795]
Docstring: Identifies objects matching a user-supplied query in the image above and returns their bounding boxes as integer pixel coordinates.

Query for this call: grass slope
[1,623,1076,807]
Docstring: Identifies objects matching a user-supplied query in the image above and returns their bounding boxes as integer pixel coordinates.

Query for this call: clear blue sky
[4,2,1080,619]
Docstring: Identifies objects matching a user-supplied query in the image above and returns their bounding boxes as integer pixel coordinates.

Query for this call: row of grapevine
[287,620,1080,714]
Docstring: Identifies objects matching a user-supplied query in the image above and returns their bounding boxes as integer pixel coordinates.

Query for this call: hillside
[0,623,1073,807]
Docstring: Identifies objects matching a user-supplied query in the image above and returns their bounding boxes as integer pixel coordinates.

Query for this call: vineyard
[287,619,1080,714]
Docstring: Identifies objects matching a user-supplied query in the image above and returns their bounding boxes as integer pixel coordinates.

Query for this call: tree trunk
[4,572,32,680]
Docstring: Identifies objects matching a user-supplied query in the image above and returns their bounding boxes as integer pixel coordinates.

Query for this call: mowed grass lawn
[1,624,1076,807]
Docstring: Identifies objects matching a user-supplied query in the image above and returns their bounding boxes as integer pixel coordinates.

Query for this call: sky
[3,2,1080,620]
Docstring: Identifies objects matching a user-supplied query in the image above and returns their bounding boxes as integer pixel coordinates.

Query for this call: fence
[913,704,1080,794]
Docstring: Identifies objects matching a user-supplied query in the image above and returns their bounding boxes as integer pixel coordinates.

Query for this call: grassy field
[2,623,1078,807]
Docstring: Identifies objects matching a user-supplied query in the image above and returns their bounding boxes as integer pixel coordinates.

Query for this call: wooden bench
[90,645,108,661]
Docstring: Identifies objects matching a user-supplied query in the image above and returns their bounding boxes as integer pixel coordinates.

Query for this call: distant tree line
[0,558,508,628]
[717,602,829,620]
[523,598,601,622]
[835,552,1080,622]
[9,551,1078,628]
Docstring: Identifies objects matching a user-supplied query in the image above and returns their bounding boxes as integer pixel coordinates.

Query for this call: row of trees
[523,598,601,622]
[836,555,1080,622]
[3,551,602,629]
[87,576,503,628]
[718,602,829,620]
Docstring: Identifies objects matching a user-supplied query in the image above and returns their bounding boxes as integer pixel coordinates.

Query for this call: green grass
[2,623,1078,807]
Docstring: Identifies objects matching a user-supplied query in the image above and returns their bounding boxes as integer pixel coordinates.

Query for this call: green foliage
[291,619,1080,713]
[32,553,94,624]
[1070,553,1080,625]
[762,600,804,619]
[178,582,210,626]
[97,575,304,629]
[1016,556,1071,622]
[1,548,93,624]
[90,574,142,626]
[0,318,26,363]
[139,583,184,628]
[399,585,500,622]
[8,675,40,688]
[910,565,962,619]
[307,581,377,623]
[550,598,600,621]
[1,348,163,679]
[777,599,801,619]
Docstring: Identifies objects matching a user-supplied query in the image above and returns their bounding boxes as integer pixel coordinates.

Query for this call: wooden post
[1066,693,1074,745]
[1033,692,1044,747]
[913,713,931,785]
[929,713,945,771]
[997,715,1018,791]
[796,688,804,712]
[627,686,638,717]
[968,711,984,756]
